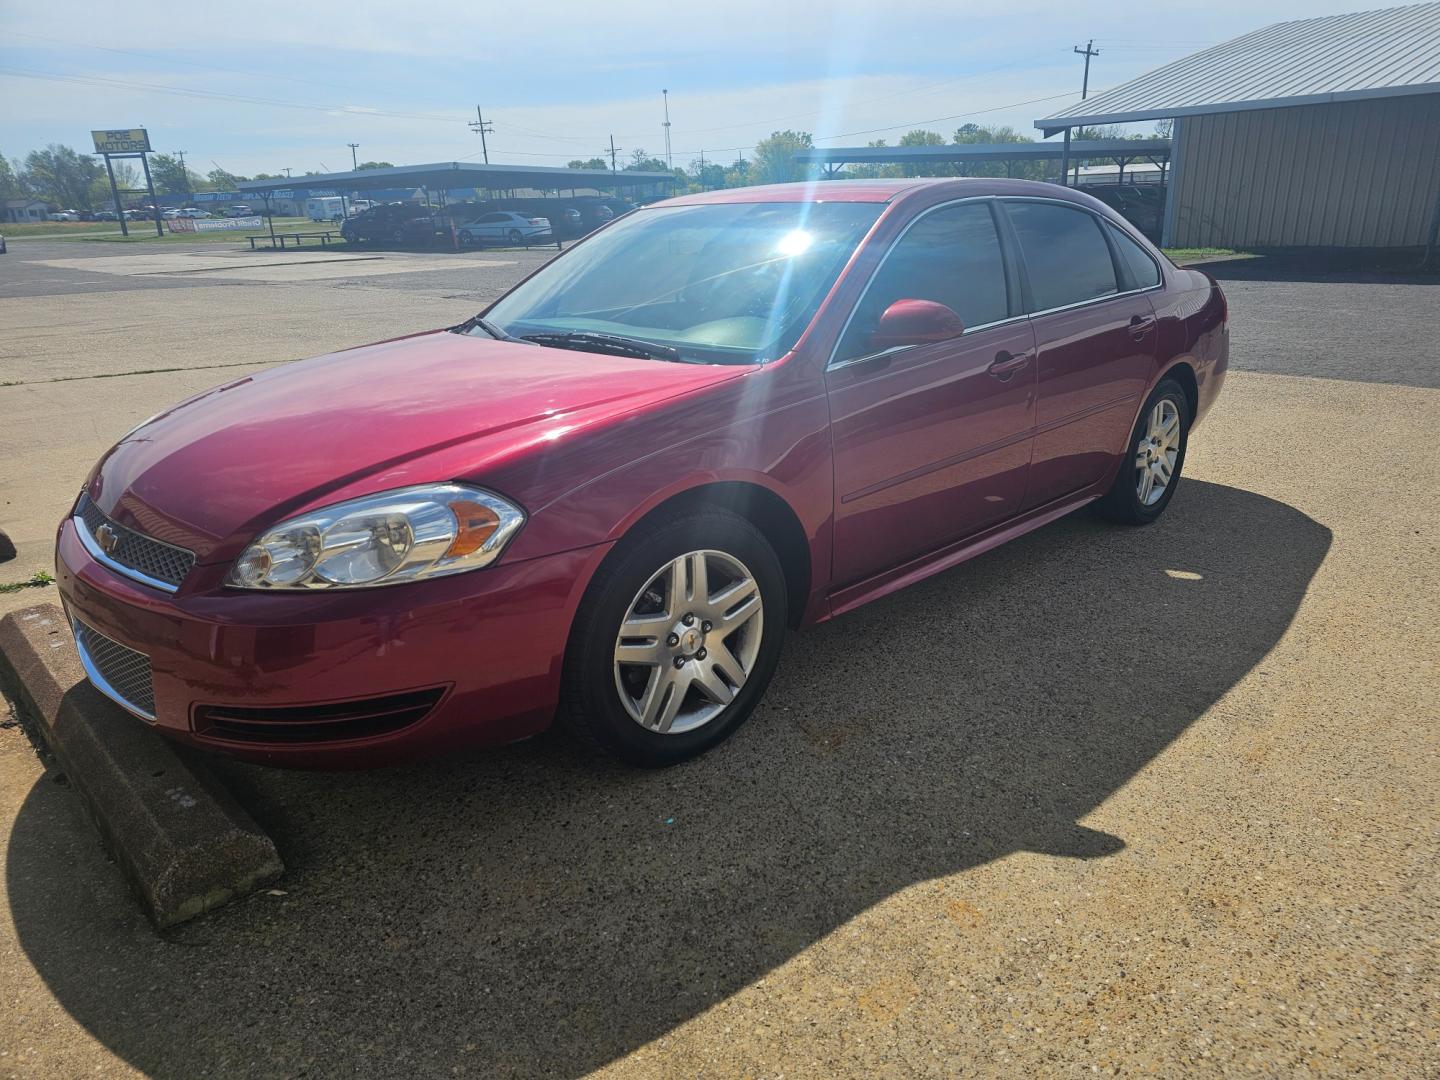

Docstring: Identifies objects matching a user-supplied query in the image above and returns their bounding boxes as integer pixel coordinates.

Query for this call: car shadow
[1196,250,1439,285]
[7,480,1330,1078]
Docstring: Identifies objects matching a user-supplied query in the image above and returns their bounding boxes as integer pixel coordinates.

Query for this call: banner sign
[166,217,262,232]
[195,217,262,231]
[92,128,151,154]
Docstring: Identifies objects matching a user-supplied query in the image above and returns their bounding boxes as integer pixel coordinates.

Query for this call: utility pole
[662,89,672,170]
[469,106,493,164]
[283,167,292,178]
[347,142,360,169]
[174,149,188,195]
[1059,39,1099,188]
[607,135,621,173]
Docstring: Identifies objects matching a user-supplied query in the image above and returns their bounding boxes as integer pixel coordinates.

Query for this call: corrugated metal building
[1036,2,1440,250]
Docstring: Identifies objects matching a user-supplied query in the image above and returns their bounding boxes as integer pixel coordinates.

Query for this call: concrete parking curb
[0,602,283,927]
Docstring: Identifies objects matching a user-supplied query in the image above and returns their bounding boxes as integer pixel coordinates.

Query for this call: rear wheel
[390,227,405,245]
[458,230,475,247]
[1095,377,1190,525]
[507,228,523,245]
[560,507,786,766]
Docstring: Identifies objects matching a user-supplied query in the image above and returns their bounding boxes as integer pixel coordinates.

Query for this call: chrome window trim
[73,511,183,594]
[996,195,1166,314]
[69,616,157,721]
[826,193,1167,373]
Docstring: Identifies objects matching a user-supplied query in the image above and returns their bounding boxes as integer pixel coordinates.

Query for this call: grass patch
[1163,247,1254,264]
[3,221,121,238]
[0,570,54,595]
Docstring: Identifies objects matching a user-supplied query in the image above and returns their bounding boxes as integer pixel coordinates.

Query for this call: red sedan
[56,179,1228,768]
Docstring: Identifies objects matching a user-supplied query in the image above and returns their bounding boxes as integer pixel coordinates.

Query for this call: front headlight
[227,484,525,590]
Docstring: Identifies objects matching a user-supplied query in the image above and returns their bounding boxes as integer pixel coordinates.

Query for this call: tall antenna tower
[662,89,673,169]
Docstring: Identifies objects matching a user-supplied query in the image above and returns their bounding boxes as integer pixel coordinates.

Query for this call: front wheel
[560,507,787,766]
[1095,377,1190,525]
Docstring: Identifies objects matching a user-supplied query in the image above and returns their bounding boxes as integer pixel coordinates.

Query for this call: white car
[162,209,183,219]
[46,211,79,222]
[176,208,210,218]
[457,211,552,247]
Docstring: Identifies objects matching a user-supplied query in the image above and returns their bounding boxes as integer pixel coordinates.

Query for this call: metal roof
[237,161,676,195]
[1037,1,1440,132]
[796,140,1170,165]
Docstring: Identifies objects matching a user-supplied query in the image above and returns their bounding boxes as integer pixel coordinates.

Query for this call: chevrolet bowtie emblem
[94,522,120,556]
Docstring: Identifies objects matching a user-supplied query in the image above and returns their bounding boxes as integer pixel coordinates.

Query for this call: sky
[0,0,1385,177]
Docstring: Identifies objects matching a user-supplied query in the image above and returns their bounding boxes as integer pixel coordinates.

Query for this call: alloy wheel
[1135,398,1181,506]
[612,549,763,734]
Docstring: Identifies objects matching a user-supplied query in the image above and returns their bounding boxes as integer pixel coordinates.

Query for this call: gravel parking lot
[1,240,1436,1077]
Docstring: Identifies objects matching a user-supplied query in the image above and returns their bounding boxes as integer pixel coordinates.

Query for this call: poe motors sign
[92,128,152,154]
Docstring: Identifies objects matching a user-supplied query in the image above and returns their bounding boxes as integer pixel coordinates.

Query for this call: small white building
[4,198,49,223]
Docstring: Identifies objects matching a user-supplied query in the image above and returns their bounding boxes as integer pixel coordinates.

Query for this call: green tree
[207,167,245,189]
[951,123,1041,179]
[0,153,20,199]
[750,130,815,186]
[356,161,393,170]
[567,158,609,170]
[148,153,208,195]
[88,160,139,207]
[722,158,751,188]
[625,149,669,172]
[20,144,103,208]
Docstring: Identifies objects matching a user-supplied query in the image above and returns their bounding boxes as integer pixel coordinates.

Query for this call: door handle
[1129,314,1156,340]
[988,350,1032,379]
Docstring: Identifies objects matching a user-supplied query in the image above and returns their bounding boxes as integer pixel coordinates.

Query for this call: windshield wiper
[519,331,686,363]
[454,315,515,341]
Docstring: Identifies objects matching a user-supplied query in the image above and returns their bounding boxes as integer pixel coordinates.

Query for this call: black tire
[458,230,475,248]
[390,227,405,245]
[507,228,523,245]
[1095,377,1190,525]
[559,506,787,767]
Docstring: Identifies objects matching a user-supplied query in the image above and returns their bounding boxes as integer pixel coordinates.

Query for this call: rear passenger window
[834,202,1009,363]
[1005,202,1118,311]
[1108,223,1162,289]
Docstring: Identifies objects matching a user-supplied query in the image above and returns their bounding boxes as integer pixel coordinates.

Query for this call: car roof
[658,177,1098,207]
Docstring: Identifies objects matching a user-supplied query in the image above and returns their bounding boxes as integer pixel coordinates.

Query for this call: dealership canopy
[237,161,677,198]
[793,140,1171,170]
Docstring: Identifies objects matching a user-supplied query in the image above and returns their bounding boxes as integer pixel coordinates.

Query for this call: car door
[826,199,1037,588]
[1000,199,1158,511]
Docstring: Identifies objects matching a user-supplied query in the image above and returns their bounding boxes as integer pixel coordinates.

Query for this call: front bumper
[55,518,609,768]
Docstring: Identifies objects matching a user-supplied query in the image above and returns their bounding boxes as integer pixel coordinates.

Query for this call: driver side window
[834,201,1010,364]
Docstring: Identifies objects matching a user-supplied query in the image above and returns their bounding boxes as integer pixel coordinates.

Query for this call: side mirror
[869,299,965,351]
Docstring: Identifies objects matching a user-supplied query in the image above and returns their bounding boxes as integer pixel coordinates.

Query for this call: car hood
[86,330,749,562]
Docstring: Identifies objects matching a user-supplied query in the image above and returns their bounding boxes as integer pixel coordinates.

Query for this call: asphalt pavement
[0,240,1436,1078]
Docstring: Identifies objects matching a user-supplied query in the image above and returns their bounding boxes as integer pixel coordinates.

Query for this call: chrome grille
[75,494,196,591]
[71,617,156,720]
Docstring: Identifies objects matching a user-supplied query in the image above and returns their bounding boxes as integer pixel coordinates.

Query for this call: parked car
[457,211,552,247]
[176,207,210,219]
[162,209,183,220]
[46,211,79,222]
[55,178,1227,769]
[223,204,255,218]
[340,202,437,246]
[93,210,119,221]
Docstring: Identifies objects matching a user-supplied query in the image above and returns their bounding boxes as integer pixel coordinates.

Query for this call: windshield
[478,201,883,364]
